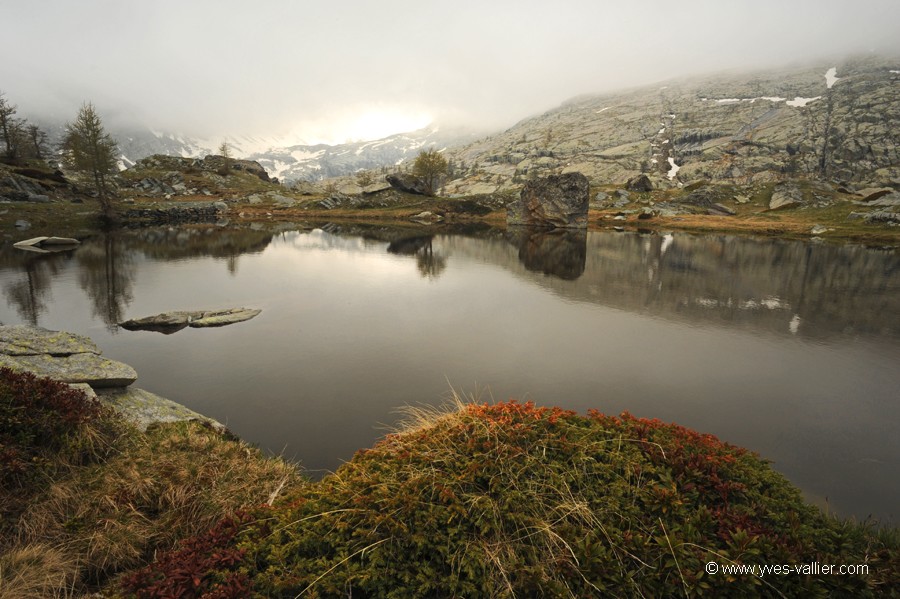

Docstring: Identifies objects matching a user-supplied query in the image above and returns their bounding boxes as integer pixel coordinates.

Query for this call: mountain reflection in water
[0,223,897,524]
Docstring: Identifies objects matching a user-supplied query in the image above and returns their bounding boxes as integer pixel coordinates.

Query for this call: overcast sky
[3,0,899,144]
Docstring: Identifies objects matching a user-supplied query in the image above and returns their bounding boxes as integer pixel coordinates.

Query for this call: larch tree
[218,141,232,176]
[26,124,48,160]
[61,103,119,219]
[412,148,449,196]
[0,92,23,163]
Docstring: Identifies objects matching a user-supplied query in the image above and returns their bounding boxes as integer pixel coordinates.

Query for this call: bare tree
[25,124,48,160]
[412,148,449,196]
[61,103,119,219]
[0,92,24,163]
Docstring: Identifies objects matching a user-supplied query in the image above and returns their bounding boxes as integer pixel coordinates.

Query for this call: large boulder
[625,174,654,192]
[0,325,136,388]
[386,173,429,196]
[769,183,804,210]
[507,172,590,228]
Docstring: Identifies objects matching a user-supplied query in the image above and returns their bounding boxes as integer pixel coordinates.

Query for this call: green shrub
[0,367,119,493]
[122,400,899,598]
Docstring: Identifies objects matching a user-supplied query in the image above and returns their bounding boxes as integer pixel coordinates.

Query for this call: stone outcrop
[123,201,228,223]
[119,308,261,333]
[131,154,271,183]
[507,172,589,228]
[0,325,136,388]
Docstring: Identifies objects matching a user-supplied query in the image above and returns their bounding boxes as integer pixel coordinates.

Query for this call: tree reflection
[2,253,68,325]
[76,232,136,331]
[387,235,447,279]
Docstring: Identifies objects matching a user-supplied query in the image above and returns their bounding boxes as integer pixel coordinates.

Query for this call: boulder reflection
[508,227,587,280]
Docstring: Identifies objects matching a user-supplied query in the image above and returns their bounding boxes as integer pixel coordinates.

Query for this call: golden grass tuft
[8,420,305,592]
[0,543,79,599]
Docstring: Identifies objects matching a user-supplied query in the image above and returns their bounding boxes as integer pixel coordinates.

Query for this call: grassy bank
[2,371,898,597]
[0,369,303,598]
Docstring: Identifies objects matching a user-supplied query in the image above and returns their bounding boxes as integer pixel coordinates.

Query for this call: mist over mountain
[441,54,900,195]
[20,53,900,193]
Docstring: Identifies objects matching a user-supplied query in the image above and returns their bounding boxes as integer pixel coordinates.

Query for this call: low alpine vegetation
[122,397,899,598]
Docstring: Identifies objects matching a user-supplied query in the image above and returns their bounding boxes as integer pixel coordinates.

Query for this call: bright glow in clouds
[286,107,434,145]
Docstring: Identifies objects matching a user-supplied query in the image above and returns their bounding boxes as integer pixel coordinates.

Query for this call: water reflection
[387,235,447,279]
[0,224,898,524]
[507,227,587,280]
[76,232,136,331]
[2,252,68,325]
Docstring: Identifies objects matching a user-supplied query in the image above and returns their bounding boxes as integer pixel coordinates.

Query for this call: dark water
[1,223,898,525]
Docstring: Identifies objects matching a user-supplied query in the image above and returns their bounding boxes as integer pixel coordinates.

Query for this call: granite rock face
[444,55,900,193]
[0,325,136,388]
[507,173,590,228]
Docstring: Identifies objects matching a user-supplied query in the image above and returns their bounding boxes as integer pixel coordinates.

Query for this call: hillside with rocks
[440,55,900,195]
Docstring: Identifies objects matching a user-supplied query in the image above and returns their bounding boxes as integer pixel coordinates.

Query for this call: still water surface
[1,223,898,524]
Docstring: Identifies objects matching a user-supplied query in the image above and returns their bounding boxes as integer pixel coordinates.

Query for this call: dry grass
[7,420,305,593]
[0,543,79,599]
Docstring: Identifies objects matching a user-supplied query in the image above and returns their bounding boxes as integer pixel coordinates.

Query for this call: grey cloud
[3,0,899,141]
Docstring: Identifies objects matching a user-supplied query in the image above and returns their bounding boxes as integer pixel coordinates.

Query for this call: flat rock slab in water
[96,386,225,432]
[0,325,136,388]
[119,308,261,333]
[13,236,81,251]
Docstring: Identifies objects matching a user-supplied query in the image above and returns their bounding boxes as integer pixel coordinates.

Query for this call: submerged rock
[507,172,590,229]
[119,308,261,332]
[0,325,136,388]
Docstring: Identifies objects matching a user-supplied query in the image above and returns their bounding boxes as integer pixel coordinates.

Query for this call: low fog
[3,0,899,143]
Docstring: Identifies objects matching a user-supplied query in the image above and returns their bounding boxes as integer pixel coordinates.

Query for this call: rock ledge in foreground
[0,325,136,388]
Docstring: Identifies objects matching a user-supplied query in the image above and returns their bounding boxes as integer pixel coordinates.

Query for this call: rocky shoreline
[0,324,223,432]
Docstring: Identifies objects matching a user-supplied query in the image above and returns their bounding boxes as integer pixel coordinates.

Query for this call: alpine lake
[1,221,898,526]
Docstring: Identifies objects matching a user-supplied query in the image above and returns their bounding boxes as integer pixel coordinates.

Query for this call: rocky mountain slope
[441,55,900,195]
